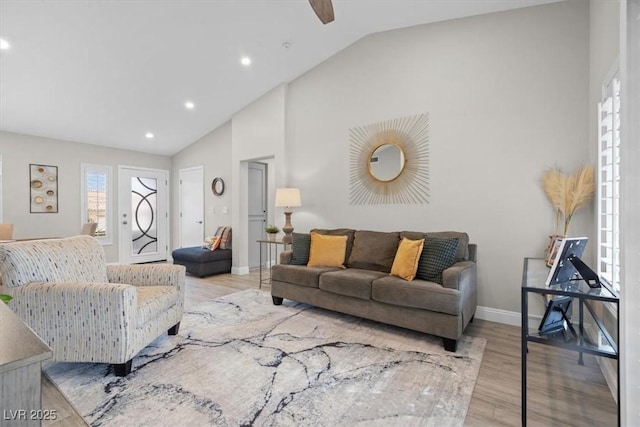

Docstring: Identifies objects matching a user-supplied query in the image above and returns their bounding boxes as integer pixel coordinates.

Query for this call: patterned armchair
[0,235,185,377]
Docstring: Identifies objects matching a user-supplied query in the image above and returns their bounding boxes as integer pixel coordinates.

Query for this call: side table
[521,257,619,426]
[257,239,290,288]
[0,301,53,427]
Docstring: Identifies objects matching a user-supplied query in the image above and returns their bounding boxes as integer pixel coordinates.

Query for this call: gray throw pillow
[416,237,459,284]
[290,233,311,265]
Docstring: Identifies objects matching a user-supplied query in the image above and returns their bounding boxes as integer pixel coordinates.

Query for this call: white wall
[619,1,640,424]
[0,131,171,262]
[284,0,591,313]
[170,121,233,249]
[230,84,287,273]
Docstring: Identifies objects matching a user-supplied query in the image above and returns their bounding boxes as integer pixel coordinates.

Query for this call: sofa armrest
[8,282,137,362]
[107,264,185,293]
[280,250,293,265]
[441,261,476,291]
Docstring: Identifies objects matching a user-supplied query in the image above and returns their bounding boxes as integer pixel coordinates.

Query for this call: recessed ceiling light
[0,38,10,50]
[145,132,154,139]
[240,56,251,66]
[185,101,195,110]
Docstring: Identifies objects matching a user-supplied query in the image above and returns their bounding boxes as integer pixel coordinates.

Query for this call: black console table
[521,257,619,426]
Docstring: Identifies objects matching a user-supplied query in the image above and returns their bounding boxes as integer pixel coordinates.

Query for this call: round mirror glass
[368,144,405,182]
[211,177,225,196]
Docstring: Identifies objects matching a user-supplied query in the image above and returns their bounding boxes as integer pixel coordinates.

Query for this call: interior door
[179,166,204,248]
[248,162,267,268]
[119,166,169,264]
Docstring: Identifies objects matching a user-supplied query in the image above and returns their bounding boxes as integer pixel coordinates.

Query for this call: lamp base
[282,211,294,244]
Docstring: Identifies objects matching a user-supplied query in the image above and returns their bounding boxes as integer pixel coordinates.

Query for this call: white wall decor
[349,114,429,205]
[30,164,58,213]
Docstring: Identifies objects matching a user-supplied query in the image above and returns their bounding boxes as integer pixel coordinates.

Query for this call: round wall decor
[212,177,225,196]
[349,113,429,205]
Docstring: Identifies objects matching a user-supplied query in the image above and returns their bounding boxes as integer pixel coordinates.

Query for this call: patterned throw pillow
[201,236,221,251]
[290,233,311,265]
[416,237,459,284]
[215,226,232,250]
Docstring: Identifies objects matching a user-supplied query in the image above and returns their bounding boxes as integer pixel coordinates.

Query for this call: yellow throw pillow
[390,237,425,281]
[307,233,348,268]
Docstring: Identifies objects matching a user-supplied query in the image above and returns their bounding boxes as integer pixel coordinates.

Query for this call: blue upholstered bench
[172,247,232,278]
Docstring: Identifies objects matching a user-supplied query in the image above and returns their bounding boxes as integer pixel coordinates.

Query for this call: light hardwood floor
[42,270,617,426]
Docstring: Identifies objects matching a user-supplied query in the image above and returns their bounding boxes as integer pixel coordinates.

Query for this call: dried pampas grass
[541,164,595,235]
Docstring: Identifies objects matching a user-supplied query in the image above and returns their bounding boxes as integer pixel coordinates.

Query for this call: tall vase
[544,234,564,267]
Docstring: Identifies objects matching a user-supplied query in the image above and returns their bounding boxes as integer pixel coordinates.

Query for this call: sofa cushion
[136,285,179,326]
[290,232,311,265]
[390,238,425,281]
[310,228,356,264]
[319,269,387,300]
[272,264,340,288]
[172,247,232,263]
[401,231,469,261]
[372,276,461,315]
[307,233,347,268]
[347,230,400,272]
[415,237,459,284]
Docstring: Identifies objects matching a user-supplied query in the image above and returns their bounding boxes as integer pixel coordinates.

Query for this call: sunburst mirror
[349,114,429,204]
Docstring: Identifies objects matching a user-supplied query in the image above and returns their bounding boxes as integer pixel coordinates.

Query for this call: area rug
[45,289,486,426]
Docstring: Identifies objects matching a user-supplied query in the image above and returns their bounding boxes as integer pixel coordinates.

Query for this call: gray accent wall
[284,0,591,313]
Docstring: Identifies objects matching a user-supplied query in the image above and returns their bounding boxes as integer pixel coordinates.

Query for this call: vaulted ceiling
[0,0,558,156]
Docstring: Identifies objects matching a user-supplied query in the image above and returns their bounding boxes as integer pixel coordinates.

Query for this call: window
[81,163,112,245]
[597,72,621,292]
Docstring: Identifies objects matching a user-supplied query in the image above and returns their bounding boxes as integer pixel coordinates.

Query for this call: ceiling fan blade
[308,0,335,24]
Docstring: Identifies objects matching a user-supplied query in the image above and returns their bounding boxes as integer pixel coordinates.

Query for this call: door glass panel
[131,177,157,255]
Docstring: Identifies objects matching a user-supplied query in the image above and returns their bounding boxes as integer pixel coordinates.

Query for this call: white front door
[118,166,169,264]
[179,166,204,248]
[248,162,267,268]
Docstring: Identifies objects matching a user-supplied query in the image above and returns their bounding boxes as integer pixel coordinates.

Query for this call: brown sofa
[271,229,477,352]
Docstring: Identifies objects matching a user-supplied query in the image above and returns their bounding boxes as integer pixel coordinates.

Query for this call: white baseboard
[232,266,250,275]
[475,305,521,326]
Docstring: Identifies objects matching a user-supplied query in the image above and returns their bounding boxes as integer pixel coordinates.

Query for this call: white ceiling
[0,0,558,156]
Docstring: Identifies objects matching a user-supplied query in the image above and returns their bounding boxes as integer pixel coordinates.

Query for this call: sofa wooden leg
[168,322,180,335]
[113,360,132,377]
[442,338,457,352]
[272,296,283,305]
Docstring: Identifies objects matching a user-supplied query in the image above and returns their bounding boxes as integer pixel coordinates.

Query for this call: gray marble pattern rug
[45,289,486,426]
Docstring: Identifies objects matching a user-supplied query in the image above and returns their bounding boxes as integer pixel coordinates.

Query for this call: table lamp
[275,188,302,244]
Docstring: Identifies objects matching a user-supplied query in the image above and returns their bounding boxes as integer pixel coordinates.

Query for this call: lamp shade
[275,188,302,208]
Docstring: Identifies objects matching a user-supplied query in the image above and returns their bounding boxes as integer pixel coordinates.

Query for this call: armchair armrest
[9,282,137,363]
[442,261,477,325]
[280,250,293,265]
[107,264,185,292]
[441,261,476,291]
